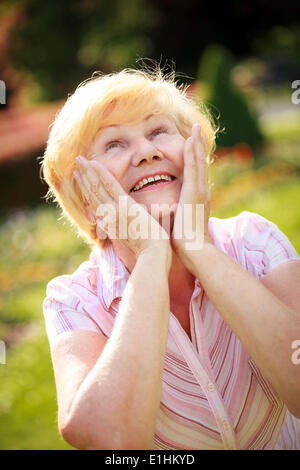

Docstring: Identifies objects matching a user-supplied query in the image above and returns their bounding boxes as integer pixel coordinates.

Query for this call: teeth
[132,174,172,192]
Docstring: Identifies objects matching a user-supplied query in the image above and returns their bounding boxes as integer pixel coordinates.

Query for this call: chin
[133,187,180,207]
[130,184,181,234]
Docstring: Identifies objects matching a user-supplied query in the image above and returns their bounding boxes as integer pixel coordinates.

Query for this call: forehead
[97,114,174,136]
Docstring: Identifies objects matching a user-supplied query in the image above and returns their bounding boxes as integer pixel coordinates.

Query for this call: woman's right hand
[74,156,172,262]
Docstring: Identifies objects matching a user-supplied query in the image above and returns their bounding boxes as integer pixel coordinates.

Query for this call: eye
[151,127,168,138]
[105,141,122,152]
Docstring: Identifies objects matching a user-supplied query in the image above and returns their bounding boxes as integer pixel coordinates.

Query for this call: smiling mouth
[130,175,176,193]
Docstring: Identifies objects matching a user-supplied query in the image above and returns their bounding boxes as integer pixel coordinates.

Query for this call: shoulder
[44,247,100,309]
[208,211,270,247]
[208,211,299,278]
[42,243,128,347]
[42,245,113,350]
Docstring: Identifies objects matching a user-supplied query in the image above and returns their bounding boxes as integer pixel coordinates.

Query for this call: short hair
[40,67,217,250]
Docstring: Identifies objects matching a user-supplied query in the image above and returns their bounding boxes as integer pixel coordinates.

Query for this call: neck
[111,239,195,301]
[111,240,195,338]
[168,249,195,301]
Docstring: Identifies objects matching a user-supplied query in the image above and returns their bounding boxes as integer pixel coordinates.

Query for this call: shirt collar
[91,243,202,310]
[92,243,130,310]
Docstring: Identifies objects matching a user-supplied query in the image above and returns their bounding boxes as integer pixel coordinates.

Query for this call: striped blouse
[43,211,300,449]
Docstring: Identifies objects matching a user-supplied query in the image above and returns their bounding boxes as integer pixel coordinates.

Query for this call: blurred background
[0,0,300,450]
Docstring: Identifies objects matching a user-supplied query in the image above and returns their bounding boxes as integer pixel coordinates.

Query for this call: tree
[8,0,157,101]
[198,44,264,151]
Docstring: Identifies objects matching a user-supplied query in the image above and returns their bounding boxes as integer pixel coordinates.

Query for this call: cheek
[89,147,125,181]
[161,137,184,160]
[178,147,185,169]
[105,164,125,186]
[166,142,185,170]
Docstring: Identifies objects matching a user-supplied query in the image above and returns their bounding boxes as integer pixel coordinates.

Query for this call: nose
[131,138,163,166]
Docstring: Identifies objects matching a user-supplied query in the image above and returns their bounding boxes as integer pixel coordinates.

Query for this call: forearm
[65,246,171,449]
[184,243,300,415]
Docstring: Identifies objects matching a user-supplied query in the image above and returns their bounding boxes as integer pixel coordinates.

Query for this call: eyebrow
[97,114,166,135]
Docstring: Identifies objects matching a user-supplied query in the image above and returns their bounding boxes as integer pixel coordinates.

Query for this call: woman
[41,68,300,450]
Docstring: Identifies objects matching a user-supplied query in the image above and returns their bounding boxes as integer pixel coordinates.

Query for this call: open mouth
[130,174,176,193]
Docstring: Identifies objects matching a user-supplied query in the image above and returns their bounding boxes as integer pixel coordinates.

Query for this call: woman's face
[88,114,186,213]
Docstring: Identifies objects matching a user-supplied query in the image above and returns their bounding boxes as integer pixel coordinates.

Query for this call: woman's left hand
[171,123,212,260]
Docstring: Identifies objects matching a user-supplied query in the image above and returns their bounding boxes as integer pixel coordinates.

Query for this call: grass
[0,207,90,450]
[0,161,299,449]
[0,333,70,449]
[212,174,300,251]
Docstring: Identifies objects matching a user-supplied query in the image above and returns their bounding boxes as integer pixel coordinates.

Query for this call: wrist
[138,242,172,274]
[177,240,214,277]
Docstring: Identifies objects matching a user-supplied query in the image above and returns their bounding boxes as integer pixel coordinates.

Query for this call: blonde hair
[40,67,217,249]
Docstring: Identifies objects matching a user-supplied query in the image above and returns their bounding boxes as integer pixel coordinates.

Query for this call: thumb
[180,136,197,201]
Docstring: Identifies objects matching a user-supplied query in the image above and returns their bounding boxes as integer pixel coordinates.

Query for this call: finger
[183,136,197,184]
[192,124,207,165]
[192,125,209,191]
[75,166,105,220]
[199,130,209,188]
[89,160,142,217]
[75,159,121,241]
[74,170,90,203]
[192,124,202,157]
[89,160,127,200]
[192,127,211,230]
[74,170,101,226]
[76,157,114,205]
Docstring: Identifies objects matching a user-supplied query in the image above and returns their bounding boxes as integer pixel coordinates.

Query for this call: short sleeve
[43,273,101,352]
[238,211,299,280]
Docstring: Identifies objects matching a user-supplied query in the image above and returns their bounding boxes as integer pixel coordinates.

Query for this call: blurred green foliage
[9,0,157,101]
[253,24,300,82]
[0,208,90,449]
[198,44,264,151]
[0,333,72,449]
[213,174,300,251]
